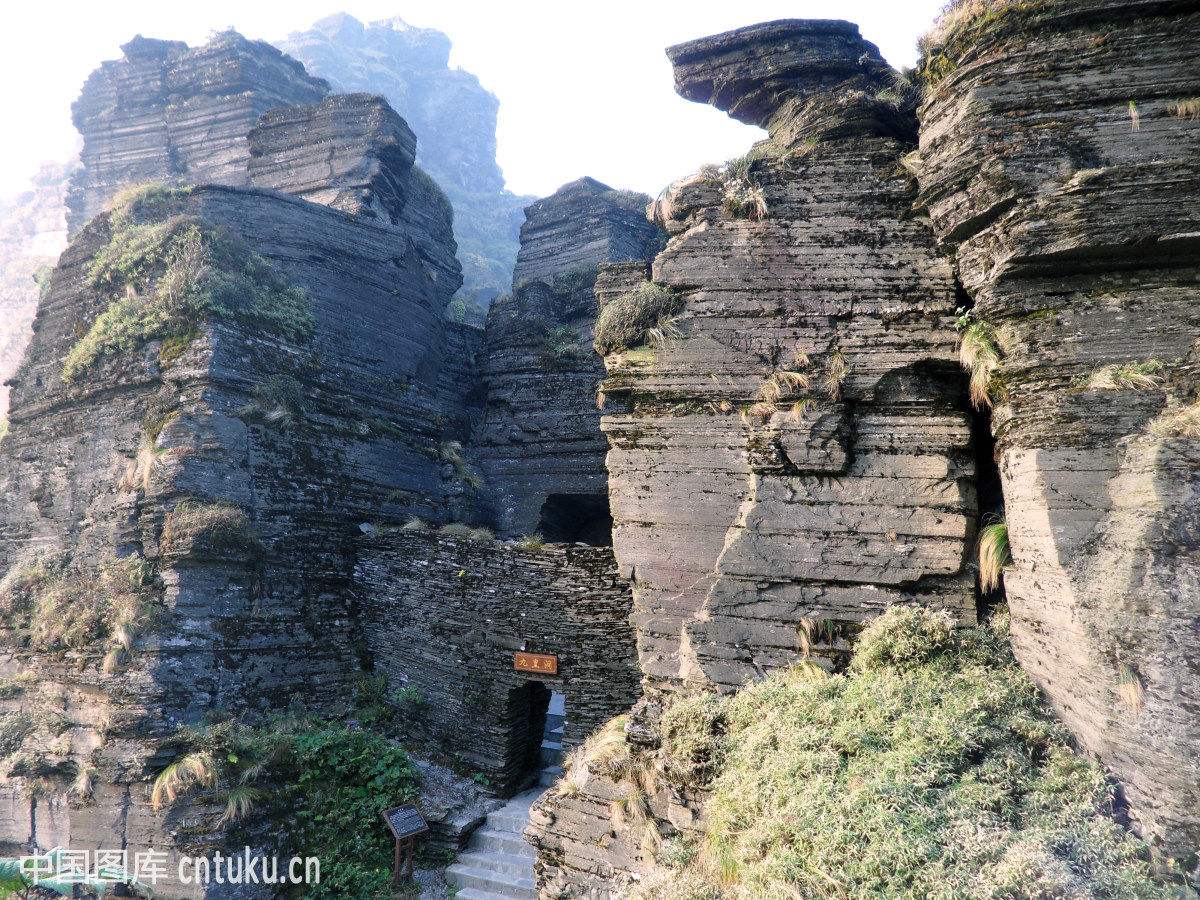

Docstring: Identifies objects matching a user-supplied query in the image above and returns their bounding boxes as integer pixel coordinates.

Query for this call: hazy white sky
[0,1,945,201]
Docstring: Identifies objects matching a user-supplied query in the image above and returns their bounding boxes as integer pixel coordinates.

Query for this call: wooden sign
[382,806,428,885]
[514,651,558,675]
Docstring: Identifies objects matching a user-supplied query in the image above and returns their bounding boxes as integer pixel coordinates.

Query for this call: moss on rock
[63,208,314,383]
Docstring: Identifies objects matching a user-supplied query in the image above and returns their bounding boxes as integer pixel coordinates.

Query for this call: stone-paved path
[446,725,563,899]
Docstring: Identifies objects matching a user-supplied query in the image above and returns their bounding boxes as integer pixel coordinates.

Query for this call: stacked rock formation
[0,162,72,418]
[476,178,664,538]
[914,0,1200,860]
[0,34,465,895]
[279,13,533,308]
[605,20,976,690]
[528,20,979,892]
[67,31,329,233]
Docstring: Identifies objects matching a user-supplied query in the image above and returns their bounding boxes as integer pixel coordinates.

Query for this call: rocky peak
[278,14,531,308]
[475,177,662,538]
[249,92,417,224]
[510,177,659,288]
[68,29,329,231]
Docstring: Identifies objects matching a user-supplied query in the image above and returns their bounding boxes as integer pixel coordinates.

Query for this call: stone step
[488,809,536,832]
[455,849,535,877]
[455,890,520,900]
[445,863,536,899]
[467,825,534,856]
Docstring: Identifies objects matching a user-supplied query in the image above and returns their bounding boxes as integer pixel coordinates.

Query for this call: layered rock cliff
[0,163,72,419]
[0,40,466,896]
[598,20,977,690]
[67,31,329,233]
[913,0,1200,862]
[476,178,663,538]
[279,13,533,309]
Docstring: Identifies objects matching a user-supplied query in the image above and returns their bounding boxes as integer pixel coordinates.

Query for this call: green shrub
[594,282,684,355]
[64,214,314,382]
[542,324,585,362]
[549,264,598,296]
[660,606,1171,898]
[151,720,418,899]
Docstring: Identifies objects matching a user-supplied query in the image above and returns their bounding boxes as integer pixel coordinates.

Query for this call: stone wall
[476,178,663,538]
[355,530,640,795]
[914,0,1200,860]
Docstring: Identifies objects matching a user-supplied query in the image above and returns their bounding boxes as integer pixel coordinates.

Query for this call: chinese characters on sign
[513,651,558,674]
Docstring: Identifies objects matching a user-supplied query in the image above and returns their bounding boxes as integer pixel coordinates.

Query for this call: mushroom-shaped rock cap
[667,19,891,127]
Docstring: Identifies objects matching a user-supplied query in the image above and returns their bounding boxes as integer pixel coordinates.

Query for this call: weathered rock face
[67,31,329,233]
[914,0,1200,860]
[0,163,72,419]
[529,21,979,892]
[476,178,663,538]
[0,45,467,896]
[599,21,975,691]
[248,92,417,221]
[356,531,640,795]
[279,13,534,308]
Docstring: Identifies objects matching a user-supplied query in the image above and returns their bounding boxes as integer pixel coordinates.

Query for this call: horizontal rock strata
[914,0,1200,861]
[530,19,980,894]
[476,178,663,537]
[0,38,467,894]
[279,14,533,307]
[67,31,329,233]
[604,20,976,690]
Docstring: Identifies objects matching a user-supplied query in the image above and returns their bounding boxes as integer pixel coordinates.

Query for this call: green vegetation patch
[152,719,418,898]
[64,207,314,383]
[593,281,684,355]
[0,551,158,653]
[656,607,1171,898]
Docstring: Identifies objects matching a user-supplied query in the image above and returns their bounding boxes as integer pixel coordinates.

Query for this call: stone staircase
[446,728,564,899]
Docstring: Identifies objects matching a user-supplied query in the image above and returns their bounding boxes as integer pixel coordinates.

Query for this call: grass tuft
[1149,400,1200,439]
[978,520,1011,593]
[824,350,848,400]
[1170,98,1200,120]
[64,214,314,383]
[957,313,1002,409]
[1116,664,1144,712]
[239,374,305,429]
[1086,360,1165,391]
[160,500,260,557]
[151,750,218,809]
[594,282,684,355]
